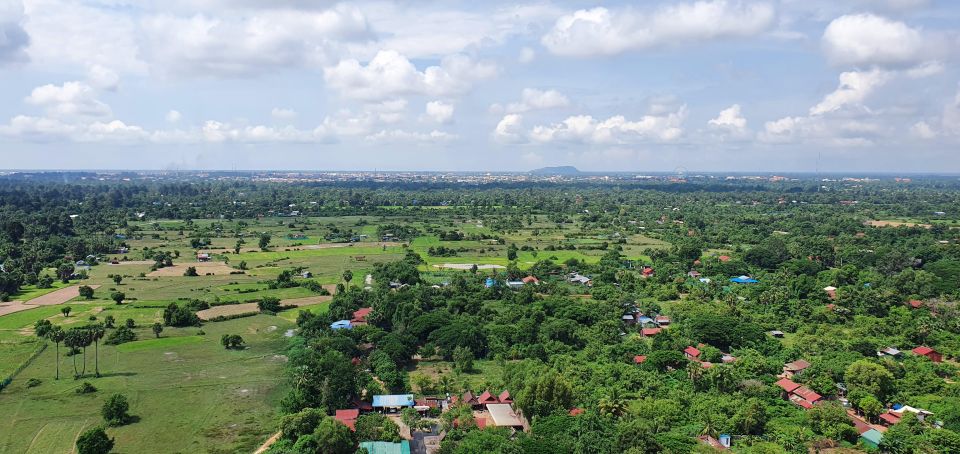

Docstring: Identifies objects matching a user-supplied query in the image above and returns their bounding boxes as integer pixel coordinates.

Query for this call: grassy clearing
[0,339,42,378]
[0,315,290,454]
[275,303,331,323]
[116,335,205,352]
[411,359,506,391]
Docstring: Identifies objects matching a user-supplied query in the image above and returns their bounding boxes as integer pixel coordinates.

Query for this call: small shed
[912,346,943,363]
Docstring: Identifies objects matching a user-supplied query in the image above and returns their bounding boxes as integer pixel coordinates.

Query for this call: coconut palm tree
[597,388,627,417]
[47,326,65,380]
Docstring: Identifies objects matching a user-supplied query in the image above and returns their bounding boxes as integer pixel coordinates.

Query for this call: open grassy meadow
[0,315,291,454]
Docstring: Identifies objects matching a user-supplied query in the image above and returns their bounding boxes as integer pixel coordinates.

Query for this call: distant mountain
[529,166,582,176]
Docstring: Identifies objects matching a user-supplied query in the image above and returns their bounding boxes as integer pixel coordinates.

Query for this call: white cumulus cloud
[821,14,937,67]
[501,88,570,114]
[708,104,750,138]
[809,69,891,116]
[25,81,111,118]
[425,101,454,124]
[542,1,776,57]
[324,50,497,101]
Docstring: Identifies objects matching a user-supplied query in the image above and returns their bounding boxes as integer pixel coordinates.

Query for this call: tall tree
[47,325,65,380]
[90,324,105,377]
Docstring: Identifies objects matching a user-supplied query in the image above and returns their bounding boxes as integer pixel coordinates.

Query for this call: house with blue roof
[372,394,415,411]
[730,276,759,284]
[330,320,352,330]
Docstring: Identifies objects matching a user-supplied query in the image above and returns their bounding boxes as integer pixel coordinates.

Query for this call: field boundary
[0,342,47,392]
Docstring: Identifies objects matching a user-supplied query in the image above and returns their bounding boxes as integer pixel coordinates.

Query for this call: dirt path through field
[25,285,101,306]
[253,431,281,454]
[0,301,34,317]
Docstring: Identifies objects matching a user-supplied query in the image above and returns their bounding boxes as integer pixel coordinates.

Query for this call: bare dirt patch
[25,285,101,306]
[866,220,931,228]
[196,303,259,320]
[147,261,236,277]
[0,301,34,317]
[196,295,331,321]
[432,263,506,270]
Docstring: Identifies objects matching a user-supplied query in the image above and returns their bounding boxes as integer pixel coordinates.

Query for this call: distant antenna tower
[674,166,687,180]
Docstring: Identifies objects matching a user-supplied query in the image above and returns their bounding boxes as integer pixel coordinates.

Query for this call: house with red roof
[775,378,822,409]
[912,346,942,363]
[521,275,540,285]
[477,390,498,406]
[351,307,373,326]
[782,359,811,378]
[641,328,662,337]
[568,408,584,416]
[908,300,924,309]
[684,346,701,360]
[498,390,512,404]
[879,412,901,426]
[718,255,731,262]
[334,409,359,431]
[633,355,647,364]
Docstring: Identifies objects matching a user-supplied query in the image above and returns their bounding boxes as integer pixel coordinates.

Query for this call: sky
[0,0,958,173]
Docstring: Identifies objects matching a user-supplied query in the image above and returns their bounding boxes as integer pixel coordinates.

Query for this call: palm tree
[64,329,80,377]
[597,388,627,417]
[47,326,65,380]
[90,324,105,377]
[79,328,94,377]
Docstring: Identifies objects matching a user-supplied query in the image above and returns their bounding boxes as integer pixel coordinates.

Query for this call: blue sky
[0,0,958,172]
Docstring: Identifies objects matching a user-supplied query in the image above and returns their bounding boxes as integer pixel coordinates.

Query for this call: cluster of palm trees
[34,319,105,379]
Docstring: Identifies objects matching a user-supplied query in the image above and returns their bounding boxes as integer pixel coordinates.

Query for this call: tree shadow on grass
[94,371,138,378]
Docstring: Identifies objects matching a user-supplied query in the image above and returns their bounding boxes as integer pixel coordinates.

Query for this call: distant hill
[529,166,582,176]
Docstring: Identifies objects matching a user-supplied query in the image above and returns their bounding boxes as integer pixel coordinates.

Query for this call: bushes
[102,393,132,426]
[76,381,98,394]
[221,334,245,349]
[104,326,137,345]
[163,303,200,327]
[76,427,114,454]
[257,296,282,313]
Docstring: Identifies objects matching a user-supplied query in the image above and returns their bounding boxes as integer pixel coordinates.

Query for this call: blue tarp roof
[372,394,414,407]
[330,320,352,330]
[485,277,495,288]
[730,276,759,284]
[637,316,654,324]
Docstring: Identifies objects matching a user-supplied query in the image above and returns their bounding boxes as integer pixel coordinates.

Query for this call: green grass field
[0,315,290,454]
